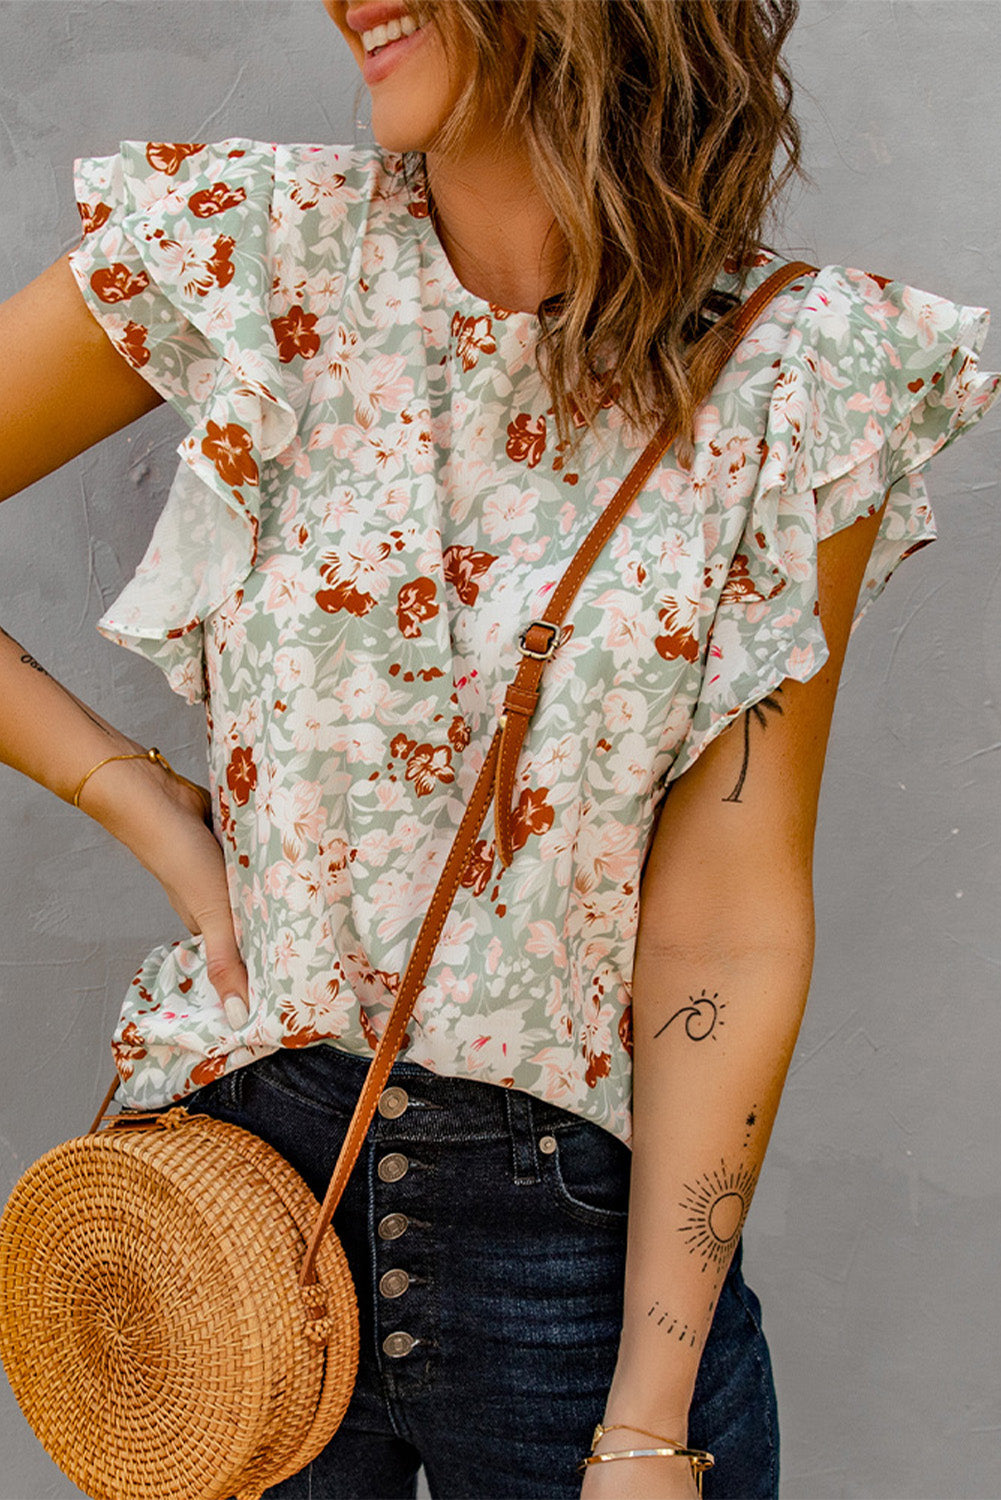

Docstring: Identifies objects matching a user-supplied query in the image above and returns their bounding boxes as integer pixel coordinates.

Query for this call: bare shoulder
[0,252,163,504]
[639,496,889,939]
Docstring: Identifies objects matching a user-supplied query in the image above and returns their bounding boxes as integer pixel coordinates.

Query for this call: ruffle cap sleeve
[67,139,297,701]
[666,263,1000,784]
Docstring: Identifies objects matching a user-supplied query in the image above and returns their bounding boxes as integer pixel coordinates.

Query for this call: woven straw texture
[0,1109,359,1500]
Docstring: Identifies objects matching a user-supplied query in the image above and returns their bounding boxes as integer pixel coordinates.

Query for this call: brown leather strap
[89,259,817,1311]
[492,257,817,865]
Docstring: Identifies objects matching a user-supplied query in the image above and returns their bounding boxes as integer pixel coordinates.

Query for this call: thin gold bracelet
[576,1423,714,1495]
[71,746,210,814]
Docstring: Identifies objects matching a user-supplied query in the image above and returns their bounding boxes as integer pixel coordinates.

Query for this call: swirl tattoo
[654,988,724,1043]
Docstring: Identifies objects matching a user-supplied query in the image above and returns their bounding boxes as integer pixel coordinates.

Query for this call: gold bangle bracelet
[70,746,210,814]
[576,1423,714,1495]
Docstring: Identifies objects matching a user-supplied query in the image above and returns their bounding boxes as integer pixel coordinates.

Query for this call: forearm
[604,922,814,1431]
[0,624,141,803]
[0,623,192,857]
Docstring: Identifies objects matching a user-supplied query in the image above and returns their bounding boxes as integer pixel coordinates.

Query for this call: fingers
[198,901,250,1021]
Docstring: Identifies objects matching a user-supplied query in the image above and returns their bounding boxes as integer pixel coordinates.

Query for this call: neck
[423,137,567,314]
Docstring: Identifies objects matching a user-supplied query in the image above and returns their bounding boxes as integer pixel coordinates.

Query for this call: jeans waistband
[251,1041,588,1150]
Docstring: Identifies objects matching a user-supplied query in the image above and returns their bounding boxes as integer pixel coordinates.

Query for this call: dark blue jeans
[176,1044,778,1499]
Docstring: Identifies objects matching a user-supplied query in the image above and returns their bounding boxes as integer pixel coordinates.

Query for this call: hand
[83,750,249,1015]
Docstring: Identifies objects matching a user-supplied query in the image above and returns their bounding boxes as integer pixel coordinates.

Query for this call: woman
[0,2,996,1497]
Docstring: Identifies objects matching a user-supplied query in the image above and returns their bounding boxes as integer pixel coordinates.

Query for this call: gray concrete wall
[0,4,998,1496]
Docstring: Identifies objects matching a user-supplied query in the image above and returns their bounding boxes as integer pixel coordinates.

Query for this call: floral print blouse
[67,140,998,1148]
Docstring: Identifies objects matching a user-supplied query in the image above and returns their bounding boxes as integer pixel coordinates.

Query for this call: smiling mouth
[362,14,420,56]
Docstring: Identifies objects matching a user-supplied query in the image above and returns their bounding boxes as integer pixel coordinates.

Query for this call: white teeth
[362,14,419,54]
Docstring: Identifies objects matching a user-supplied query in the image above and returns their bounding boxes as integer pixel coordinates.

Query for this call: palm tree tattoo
[723,689,784,802]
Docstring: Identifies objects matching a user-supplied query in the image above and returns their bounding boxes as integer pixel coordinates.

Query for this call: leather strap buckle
[517,619,560,661]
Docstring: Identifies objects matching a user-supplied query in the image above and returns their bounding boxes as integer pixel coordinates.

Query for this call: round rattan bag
[0,1102,359,1500]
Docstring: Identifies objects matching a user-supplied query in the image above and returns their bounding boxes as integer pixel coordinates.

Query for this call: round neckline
[404,170,543,330]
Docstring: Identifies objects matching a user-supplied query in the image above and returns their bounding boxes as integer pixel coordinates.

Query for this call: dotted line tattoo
[678,1159,759,1274]
[646,1300,699,1349]
[654,988,725,1043]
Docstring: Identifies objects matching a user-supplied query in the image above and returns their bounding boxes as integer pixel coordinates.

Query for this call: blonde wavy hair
[410,0,802,453]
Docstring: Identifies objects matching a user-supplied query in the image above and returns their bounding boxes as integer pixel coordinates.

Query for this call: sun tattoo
[722,690,784,803]
[678,1159,759,1274]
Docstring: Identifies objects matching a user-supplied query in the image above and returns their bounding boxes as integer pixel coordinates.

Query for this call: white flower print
[69,142,998,1146]
[480,482,539,542]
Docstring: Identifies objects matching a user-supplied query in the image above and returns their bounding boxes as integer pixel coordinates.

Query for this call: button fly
[378,1152,410,1182]
[378,1086,409,1119]
[378,1212,409,1240]
[383,1330,416,1358]
[379,1268,411,1299]
[539,1135,557,1154]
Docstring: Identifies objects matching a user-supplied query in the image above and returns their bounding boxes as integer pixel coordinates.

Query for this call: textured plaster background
[0,3,999,1497]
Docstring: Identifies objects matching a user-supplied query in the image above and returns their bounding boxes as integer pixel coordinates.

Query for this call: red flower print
[216,785,237,850]
[272,306,321,363]
[117,321,150,368]
[190,1054,228,1088]
[443,544,497,605]
[584,1045,612,1090]
[201,421,259,489]
[618,1004,633,1059]
[225,745,258,807]
[188,183,248,218]
[405,743,454,796]
[460,838,495,897]
[451,311,496,371]
[654,595,701,664]
[510,786,555,852]
[316,545,388,617]
[506,413,547,468]
[111,1020,147,1082]
[204,234,236,292]
[145,142,207,175]
[390,732,417,760]
[447,715,471,753]
[396,577,439,639]
[716,552,770,606]
[77,200,111,235]
[90,263,151,304]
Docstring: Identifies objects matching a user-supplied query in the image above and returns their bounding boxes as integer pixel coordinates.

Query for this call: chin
[370,105,449,156]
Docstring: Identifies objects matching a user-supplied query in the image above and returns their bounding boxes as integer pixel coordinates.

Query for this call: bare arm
[0,254,247,1011]
[0,251,163,503]
[583,494,889,1496]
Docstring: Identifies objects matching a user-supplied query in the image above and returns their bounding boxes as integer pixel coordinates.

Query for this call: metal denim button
[378,1212,409,1240]
[379,1268,411,1298]
[383,1330,416,1358]
[378,1086,409,1119]
[378,1152,410,1182]
[539,1135,557,1154]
